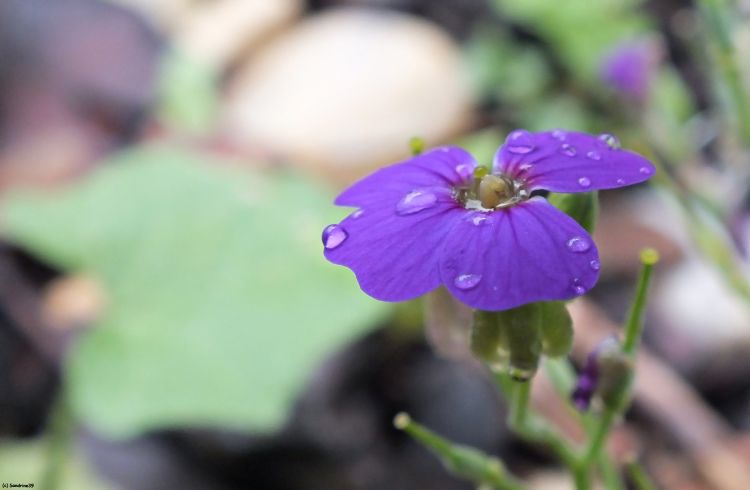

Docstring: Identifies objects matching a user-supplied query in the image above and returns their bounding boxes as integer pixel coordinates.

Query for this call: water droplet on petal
[598,133,621,149]
[470,214,489,226]
[519,163,533,172]
[322,224,348,250]
[455,163,473,180]
[560,144,576,157]
[616,178,625,185]
[572,278,586,295]
[351,209,364,219]
[589,259,601,271]
[396,190,437,215]
[586,150,601,161]
[566,236,591,253]
[552,129,567,141]
[454,273,482,290]
[578,177,591,188]
[506,129,535,154]
[639,166,652,175]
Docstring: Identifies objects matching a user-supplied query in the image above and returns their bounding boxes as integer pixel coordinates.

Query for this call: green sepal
[539,301,574,357]
[495,304,542,381]
[548,191,599,234]
[470,310,508,368]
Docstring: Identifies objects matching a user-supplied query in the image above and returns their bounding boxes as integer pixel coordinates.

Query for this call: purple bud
[571,336,620,411]
[599,39,661,104]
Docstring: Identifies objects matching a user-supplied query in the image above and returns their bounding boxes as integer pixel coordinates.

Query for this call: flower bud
[571,336,633,411]
[470,310,509,370]
[539,301,573,357]
[495,304,542,381]
[548,191,599,234]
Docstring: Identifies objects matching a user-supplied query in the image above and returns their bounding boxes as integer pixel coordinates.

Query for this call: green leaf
[3,145,386,438]
[157,50,220,134]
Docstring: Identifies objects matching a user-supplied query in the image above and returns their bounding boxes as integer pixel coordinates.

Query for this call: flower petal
[439,197,600,311]
[494,130,654,193]
[335,146,477,208]
[325,191,464,302]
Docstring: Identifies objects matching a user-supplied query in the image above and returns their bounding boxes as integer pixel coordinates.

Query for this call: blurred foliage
[157,50,220,135]
[2,146,386,438]
[0,439,110,490]
[492,0,649,80]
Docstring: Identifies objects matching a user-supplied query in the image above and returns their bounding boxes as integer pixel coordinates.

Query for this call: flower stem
[41,389,74,490]
[626,460,658,490]
[582,409,617,468]
[622,248,659,354]
[394,413,524,490]
[498,375,579,469]
[698,0,750,146]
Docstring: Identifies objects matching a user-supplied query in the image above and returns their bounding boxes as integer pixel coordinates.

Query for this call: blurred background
[1,0,750,488]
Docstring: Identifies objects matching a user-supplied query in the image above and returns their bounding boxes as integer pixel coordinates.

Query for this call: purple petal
[335,147,477,208]
[325,190,464,302]
[438,197,600,311]
[494,130,655,193]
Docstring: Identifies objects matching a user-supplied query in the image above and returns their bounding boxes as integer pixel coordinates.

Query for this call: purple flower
[322,130,654,311]
[599,40,660,103]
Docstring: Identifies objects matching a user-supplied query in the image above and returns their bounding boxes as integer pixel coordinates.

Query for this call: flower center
[455,167,529,211]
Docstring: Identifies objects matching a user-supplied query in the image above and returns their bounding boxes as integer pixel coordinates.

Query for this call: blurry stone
[0,0,162,188]
[176,0,302,72]
[309,0,494,39]
[42,275,106,332]
[655,259,750,350]
[108,0,192,31]
[594,193,682,276]
[224,8,475,183]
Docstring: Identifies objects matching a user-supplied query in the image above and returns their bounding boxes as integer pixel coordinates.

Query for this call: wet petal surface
[494,131,654,193]
[439,197,600,310]
[335,146,477,208]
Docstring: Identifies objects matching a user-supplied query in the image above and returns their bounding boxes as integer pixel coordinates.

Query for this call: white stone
[223,8,475,180]
[176,0,302,71]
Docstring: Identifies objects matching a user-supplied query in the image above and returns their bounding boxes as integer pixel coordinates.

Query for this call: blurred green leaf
[493,0,648,81]
[0,439,111,490]
[157,50,219,134]
[3,146,386,438]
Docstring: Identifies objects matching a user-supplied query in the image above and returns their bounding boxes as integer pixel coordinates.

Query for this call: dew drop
[560,144,576,157]
[589,259,601,271]
[598,133,621,149]
[471,214,489,226]
[396,190,437,215]
[454,273,482,290]
[586,150,601,161]
[351,209,364,219]
[639,166,652,175]
[566,236,591,253]
[616,178,625,185]
[578,177,591,188]
[506,129,535,154]
[519,163,533,172]
[551,129,567,141]
[455,163,473,180]
[322,224,348,250]
[572,278,586,295]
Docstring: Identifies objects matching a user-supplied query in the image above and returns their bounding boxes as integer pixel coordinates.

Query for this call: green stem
[582,410,617,468]
[698,0,750,146]
[626,460,658,490]
[598,452,626,490]
[508,380,530,430]
[499,376,579,470]
[394,413,524,490]
[622,249,659,354]
[41,389,74,490]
